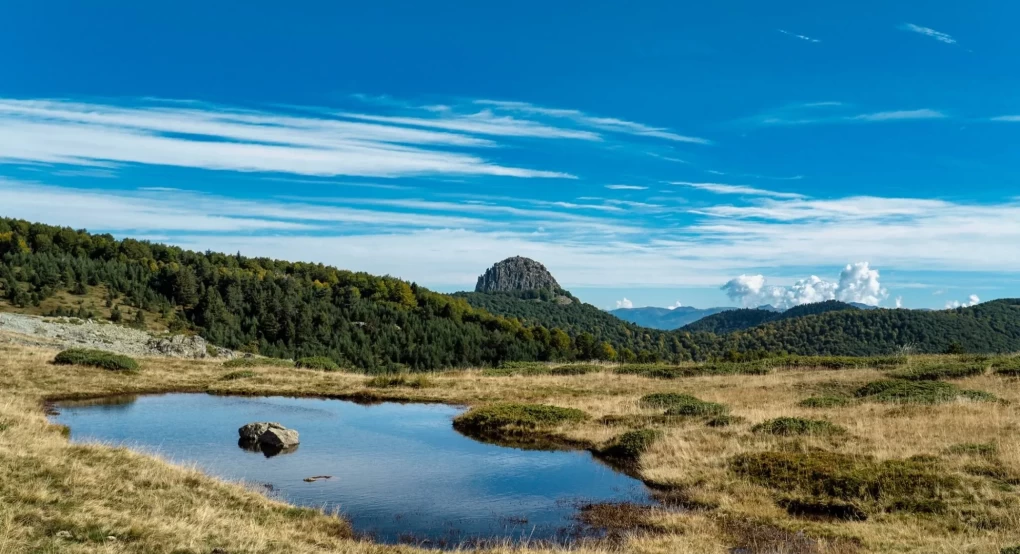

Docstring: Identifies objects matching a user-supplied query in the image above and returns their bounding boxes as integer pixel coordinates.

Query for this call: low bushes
[220,370,256,381]
[751,417,846,436]
[855,379,996,404]
[888,362,986,381]
[364,374,433,389]
[778,497,868,521]
[295,356,340,371]
[639,393,728,416]
[222,357,294,369]
[600,428,662,461]
[772,356,907,370]
[53,349,138,371]
[944,442,997,457]
[706,415,745,427]
[616,362,769,379]
[549,364,601,376]
[993,358,1020,377]
[731,450,959,515]
[798,395,853,408]
[453,403,587,435]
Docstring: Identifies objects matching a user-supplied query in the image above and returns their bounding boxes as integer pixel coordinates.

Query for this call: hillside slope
[683,300,861,334]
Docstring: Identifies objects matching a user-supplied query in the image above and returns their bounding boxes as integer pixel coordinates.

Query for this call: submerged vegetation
[53,348,139,371]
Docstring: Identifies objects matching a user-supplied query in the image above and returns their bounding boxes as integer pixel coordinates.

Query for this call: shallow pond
[51,393,651,547]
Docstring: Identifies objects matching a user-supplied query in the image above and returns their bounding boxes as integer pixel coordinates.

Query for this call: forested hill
[683,300,861,334]
[720,300,1020,356]
[0,218,615,371]
[454,291,675,360]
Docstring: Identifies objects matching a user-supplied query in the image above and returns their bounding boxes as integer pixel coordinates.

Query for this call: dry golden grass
[1,337,1019,553]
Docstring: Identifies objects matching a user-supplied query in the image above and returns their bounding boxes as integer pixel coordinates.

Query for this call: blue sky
[2,1,1019,310]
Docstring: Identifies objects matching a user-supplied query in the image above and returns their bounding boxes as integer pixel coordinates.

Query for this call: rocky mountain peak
[474,256,561,293]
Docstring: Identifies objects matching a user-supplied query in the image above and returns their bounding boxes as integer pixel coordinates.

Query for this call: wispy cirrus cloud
[0,98,576,180]
[605,184,648,190]
[750,102,948,126]
[778,29,820,43]
[670,181,805,199]
[339,110,602,141]
[900,23,957,45]
[474,100,712,144]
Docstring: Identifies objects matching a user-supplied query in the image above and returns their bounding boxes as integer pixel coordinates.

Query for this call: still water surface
[52,393,650,546]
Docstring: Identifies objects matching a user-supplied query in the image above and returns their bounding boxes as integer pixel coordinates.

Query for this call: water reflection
[52,393,651,546]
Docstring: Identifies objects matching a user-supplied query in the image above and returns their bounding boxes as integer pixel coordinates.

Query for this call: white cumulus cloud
[615,298,634,309]
[721,262,888,310]
[667,301,683,310]
[945,295,980,309]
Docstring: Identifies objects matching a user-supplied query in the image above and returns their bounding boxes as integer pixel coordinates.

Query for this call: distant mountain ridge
[610,306,734,330]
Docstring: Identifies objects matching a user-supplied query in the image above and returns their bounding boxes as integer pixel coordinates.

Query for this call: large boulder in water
[238,422,286,442]
[259,427,300,449]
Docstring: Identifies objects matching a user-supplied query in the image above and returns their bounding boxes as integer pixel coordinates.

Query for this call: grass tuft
[639,392,728,416]
[295,356,341,371]
[364,374,434,389]
[222,357,294,369]
[751,417,846,436]
[855,379,996,404]
[705,414,745,427]
[220,370,256,381]
[53,349,139,371]
[600,428,662,461]
[798,395,853,408]
[731,450,959,514]
[888,362,986,381]
[453,403,587,436]
[944,442,998,457]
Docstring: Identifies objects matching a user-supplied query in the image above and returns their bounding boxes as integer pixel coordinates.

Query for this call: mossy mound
[888,362,986,381]
[731,450,959,514]
[798,395,853,408]
[53,349,138,371]
[222,357,294,369]
[364,374,433,389]
[639,393,728,416]
[549,364,601,376]
[751,417,846,436]
[601,428,662,461]
[778,497,868,521]
[705,414,745,427]
[855,379,996,404]
[453,403,587,435]
[295,356,341,371]
[220,370,256,381]
[944,442,997,457]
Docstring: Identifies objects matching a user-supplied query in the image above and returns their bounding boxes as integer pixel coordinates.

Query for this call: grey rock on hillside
[475,257,561,293]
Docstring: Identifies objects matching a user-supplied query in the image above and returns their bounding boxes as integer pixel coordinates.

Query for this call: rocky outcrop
[238,422,300,457]
[0,312,237,359]
[475,257,561,293]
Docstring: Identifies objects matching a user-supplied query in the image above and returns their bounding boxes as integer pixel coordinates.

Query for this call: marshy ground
[1,337,1019,553]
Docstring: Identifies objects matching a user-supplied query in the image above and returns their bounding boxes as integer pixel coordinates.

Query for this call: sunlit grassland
[1,337,1019,553]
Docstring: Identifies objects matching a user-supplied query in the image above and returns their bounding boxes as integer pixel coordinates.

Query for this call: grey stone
[238,422,285,442]
[259,427,300,449]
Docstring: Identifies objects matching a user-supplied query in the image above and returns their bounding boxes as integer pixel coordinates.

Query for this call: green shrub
[751,417,846,436]
[778,497,868,521]
[1002,546,1020,554]
[888,362,985,381]
[222,357,294,369]
[295,356,340,371]
[773,356,907,370]
[993,358,1020,377]
[963,464,1020,485]
[706,415,745,427]
[639,393,728,416]
[798,395,853,408]
[944,442,997,457]
[483,361,551,377]
[601,429,662,460]
[205,344,219,358]
[453,403,587,434]
[220,370,256,381]
[53,349,138,371]
[365,374,433,389]
[550,364,600,376]
[731,450,959,512]
[855,379,996,404]
[616,362,769,379]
